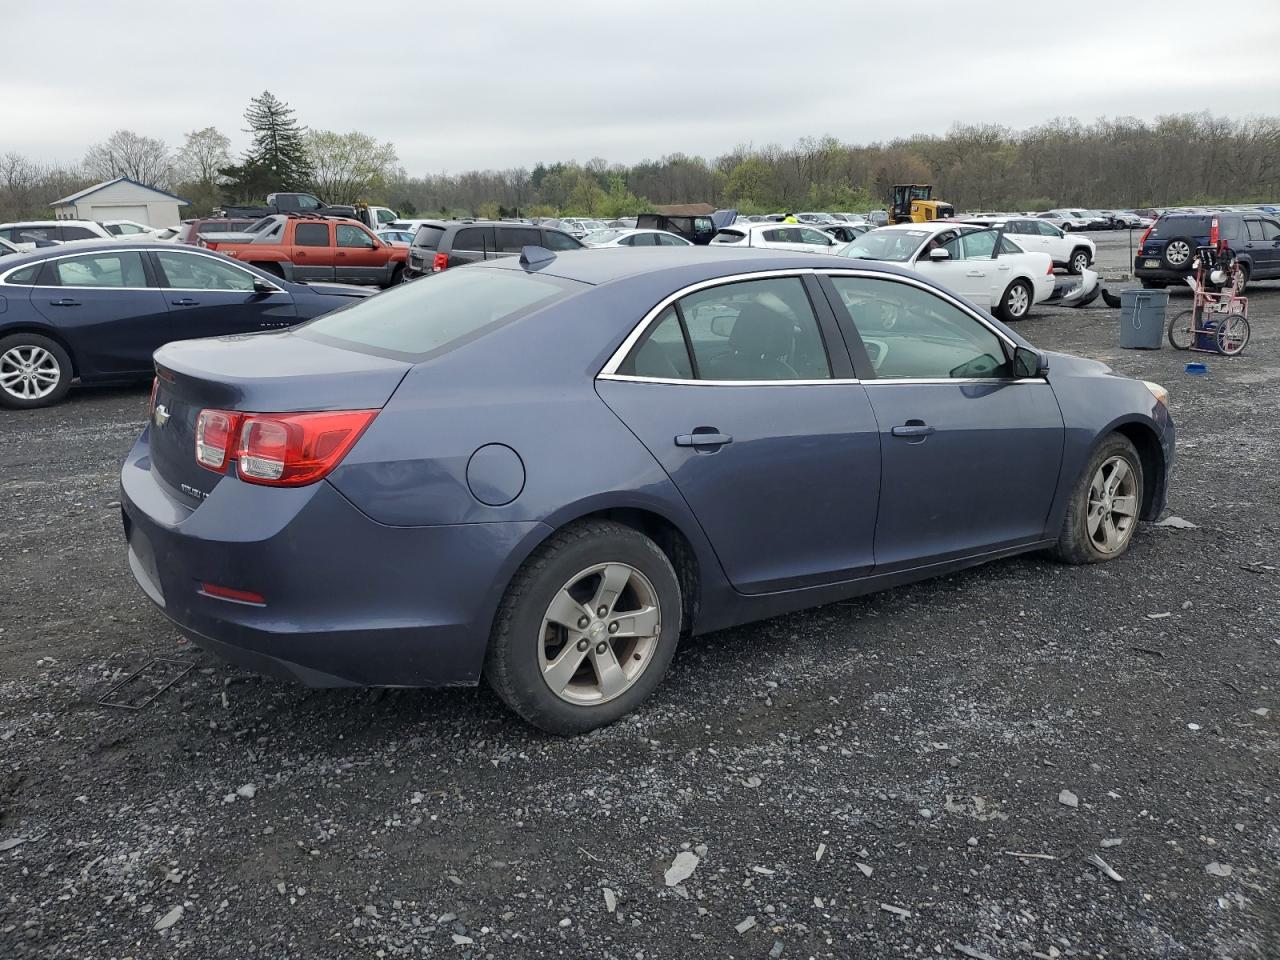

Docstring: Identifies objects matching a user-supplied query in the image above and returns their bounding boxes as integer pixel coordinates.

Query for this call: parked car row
[1134,210,1280,292]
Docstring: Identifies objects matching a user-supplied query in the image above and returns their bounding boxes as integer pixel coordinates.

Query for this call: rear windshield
[299,266,579,360]
[411,225,445,251]
[1151,215,1212,237]
[711,229,746,243]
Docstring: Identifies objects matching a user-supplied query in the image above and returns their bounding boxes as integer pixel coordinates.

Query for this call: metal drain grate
[97,658,193,710]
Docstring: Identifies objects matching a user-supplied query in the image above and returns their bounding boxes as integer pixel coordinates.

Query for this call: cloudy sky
[6,1,1280,174]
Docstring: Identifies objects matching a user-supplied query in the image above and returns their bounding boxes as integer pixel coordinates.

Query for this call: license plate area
[1143,259,1160,268]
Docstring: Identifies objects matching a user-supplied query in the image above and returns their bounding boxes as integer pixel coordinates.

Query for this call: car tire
[995,279,1033,322]
[1228,262,1249,295]
[0,333,73,409]
[1051,433,1144,565]
[1162,238,1194,270]
[484,519,682,735]
[1068,248,1091,275]
[390,264,406,286]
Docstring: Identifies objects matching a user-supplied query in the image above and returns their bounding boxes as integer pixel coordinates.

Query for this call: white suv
[0,219,113,250]
[710,222,841,254]
[962,217,1095,274]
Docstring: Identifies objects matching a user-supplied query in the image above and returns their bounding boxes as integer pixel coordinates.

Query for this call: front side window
[629,232,658,246]
[541,229,580,251]
[829,275,1011,380]
[1262,220,1280,241]
[154,251,255,291]
[294,223,330,247]
[621,277,831,382]
[1036,220,1062,237]
[798,228,832,245]
[294,195,322,211]
[336,224,375,248]
[656,232,688,246]
[54,251,148,288]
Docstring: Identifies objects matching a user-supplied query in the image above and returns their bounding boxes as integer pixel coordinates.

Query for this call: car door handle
[170,298,198,306]
[891,422,935,439]
[965,270,986,277]
[675,432,733,447]
[49,298,80,307]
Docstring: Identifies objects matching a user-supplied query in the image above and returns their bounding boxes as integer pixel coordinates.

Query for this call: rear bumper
[120,432,548,687]
[1133,259,1189,283]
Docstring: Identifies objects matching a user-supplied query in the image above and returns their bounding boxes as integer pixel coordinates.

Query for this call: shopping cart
[1166,246,1250,355]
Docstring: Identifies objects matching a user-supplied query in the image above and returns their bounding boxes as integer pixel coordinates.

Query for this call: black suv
[1135,211,1280,291]
[405,221,583,278]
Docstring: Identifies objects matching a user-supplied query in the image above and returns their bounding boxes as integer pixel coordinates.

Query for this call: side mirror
[253,278,278,293]
[928,247,950,261]
[1014,346,1049,378]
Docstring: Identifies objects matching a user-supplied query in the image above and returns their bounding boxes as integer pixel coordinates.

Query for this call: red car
[203,215,408,287]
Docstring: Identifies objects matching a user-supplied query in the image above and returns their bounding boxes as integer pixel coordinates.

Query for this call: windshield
[838,229,927,262]
[300,266,579,359]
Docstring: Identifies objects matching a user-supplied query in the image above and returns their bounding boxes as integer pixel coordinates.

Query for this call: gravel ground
[1,234,1277,959]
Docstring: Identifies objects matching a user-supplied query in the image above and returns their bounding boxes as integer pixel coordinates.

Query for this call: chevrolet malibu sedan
[0,242,373,408]
[121,247,1174,734]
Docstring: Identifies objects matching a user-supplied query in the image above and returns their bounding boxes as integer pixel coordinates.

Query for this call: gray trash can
[1119,288,1168,349]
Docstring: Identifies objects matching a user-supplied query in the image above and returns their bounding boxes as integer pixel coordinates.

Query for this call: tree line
[3,106,1277,225]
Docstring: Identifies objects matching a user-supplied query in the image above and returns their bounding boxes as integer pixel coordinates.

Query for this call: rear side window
[617,307,693,379]
[54,251,148,288]
[497,226,540,253]
[294,223,330,246]
[4,264,40,285]
[411,226,444,250]
[301,267,577,359]
[1246,220,1266,241]
[541,230,580,251]
[60,225,101,240]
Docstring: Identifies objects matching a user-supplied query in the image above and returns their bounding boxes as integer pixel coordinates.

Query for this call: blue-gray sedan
[121,247,1174,733]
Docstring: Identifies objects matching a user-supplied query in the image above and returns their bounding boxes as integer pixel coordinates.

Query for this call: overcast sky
[6,2,1280,174]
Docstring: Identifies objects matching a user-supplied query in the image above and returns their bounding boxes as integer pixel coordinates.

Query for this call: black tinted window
[618,307,693,379]
[453,227,494,253]
[411,226,444,250]
[541,230,581,251]
[4,264,39,284]
[1152,216,1211,237]
[1245,220,1266,241]
[497,227,540,253]
[294,223,330,247]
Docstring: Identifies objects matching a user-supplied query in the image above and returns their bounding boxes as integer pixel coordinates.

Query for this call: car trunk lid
[149,331,411,506]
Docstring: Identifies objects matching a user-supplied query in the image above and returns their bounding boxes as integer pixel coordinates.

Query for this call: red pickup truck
[202,215,408,287]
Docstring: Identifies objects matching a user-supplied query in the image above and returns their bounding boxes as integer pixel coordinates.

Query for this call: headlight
[1142,380,1168,406]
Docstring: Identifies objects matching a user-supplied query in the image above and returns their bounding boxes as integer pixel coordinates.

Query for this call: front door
[597,274,881,593]
[30,249,171,378]
[150,249,297,338]
[334,223,385,283]
[823,272,1064,571]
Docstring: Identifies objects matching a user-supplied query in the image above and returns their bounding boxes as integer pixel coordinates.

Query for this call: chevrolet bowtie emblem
[153,403,170,427]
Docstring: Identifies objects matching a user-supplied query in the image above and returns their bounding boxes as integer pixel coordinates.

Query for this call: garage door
[91,205,150,225]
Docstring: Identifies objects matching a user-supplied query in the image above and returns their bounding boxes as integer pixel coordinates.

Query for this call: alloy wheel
[538,562,661,705]
[1165,240,1191,267]
[0,345,61,401]
[1086,456,1138,554]
[1006,283,1030,318]
[1072,252,1089,273]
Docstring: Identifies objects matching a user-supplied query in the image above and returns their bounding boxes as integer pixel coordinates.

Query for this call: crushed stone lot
[1,235,1277,959]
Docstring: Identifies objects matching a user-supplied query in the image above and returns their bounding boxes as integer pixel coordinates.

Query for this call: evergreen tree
[241,91,312,191]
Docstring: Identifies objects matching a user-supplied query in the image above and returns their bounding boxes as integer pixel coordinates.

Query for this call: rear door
[30,250,171,378]
[334,223,386,283]
[822,271,1063,570]
[151,249,297,339]
[596,273,881,593]
[497,225,541,258]
[1257,219,1280,277]
[289,221,335,280]
[914,229,992,307]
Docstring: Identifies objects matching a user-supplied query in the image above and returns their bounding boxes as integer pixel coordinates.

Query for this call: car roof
[479,245,915,287]
[0,239,225,271]
[0,219,102,228]
[865,221,967,236]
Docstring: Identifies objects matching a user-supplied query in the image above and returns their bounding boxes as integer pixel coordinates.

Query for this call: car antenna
[519,245,556,269]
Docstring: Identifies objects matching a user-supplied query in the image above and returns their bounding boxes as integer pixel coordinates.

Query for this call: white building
[51,177,189,228]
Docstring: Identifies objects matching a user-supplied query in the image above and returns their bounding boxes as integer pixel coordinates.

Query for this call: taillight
[195,409,242,473]
[236,410,377,486]
[1137,225,1153,249]
[195,408,377,485]
[1209,216,1220,250]
[148,376,158,413]
[432,252,448,272]
[1046,262,1054,275]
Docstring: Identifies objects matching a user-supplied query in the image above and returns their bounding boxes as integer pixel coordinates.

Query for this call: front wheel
[0,333,73,409]
[996,279,1033,322]
[1167,308,1195,350]
[1068,249,1091,275]
[1051,434,1144,564]
[484,520,682,735]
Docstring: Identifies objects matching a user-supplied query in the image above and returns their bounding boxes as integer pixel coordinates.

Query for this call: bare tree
[175,127,231,186]
[304,130,398,204]
[83,130,172,188]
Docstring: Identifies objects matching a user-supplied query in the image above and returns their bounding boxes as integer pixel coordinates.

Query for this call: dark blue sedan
[0,241,373,408]
[121,247,1174,733]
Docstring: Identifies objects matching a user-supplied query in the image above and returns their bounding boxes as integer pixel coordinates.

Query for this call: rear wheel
[1216,314,1250,355]
[996,279,1033,322]
[0,333,73,409]
[1227,262,1249,295]
[484,520,682,735]
[1167,308,1195,350]
[1068,248,1091,275]
[1051,434,1144,564]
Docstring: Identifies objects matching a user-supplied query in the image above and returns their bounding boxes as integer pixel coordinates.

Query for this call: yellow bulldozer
[888,184,955,224]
